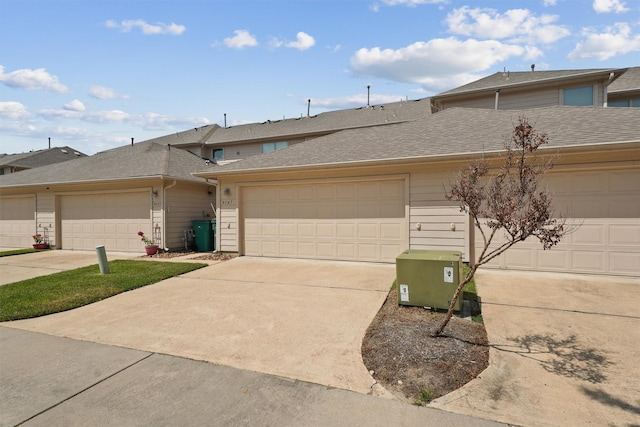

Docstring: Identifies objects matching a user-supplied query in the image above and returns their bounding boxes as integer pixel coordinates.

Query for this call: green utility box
[192,219,216,252]
[396,249,463,311]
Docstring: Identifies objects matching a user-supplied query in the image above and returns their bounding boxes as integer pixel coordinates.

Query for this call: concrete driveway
[431,269,640,427]
[3,256,395,394]
[0,249,138,285]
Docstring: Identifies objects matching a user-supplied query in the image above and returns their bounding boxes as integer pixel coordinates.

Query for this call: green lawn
[0,260,207,322]
[0,248,44,257]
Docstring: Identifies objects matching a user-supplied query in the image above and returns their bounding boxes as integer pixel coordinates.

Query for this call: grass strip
[0,248,41,257]
[0,260,206,322]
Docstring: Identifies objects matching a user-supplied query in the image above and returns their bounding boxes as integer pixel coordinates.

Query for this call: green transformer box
[396,249,463,311]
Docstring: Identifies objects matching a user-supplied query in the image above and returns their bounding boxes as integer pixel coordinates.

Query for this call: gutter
[0,174,207,191]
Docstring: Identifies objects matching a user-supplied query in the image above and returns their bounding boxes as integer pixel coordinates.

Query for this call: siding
[219,182,239,252]
[165,182,215,250]
[498,87,560,109]
[408,170,469,261]
[35,192,56,247]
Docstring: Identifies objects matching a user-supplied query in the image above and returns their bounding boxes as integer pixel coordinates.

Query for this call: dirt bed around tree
[362,286,489,405]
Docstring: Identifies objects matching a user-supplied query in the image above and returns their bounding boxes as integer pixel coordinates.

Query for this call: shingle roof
[435,68,623,98]
[138,124,219,147]
[203,98,431,145]
[0,141,214,188]
[0,146,86,168]
[201,106,640,176]
[608,66,640,94]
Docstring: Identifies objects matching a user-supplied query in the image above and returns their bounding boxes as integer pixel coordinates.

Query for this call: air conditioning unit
[396,249,463,311]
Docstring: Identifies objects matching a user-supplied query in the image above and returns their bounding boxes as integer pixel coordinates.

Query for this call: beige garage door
[242,179,406,262]
[478,169,640,277]
[0,196,35,248]
[61,192,151,252]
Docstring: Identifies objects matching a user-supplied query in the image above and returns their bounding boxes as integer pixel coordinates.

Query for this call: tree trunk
[431,265,478,336]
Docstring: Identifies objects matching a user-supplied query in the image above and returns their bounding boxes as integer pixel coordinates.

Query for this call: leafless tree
[433,116,569,336]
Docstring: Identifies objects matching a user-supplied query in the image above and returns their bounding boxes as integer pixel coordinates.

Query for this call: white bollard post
[96,245,110,274]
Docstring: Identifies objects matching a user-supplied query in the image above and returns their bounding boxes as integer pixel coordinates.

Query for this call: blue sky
[1,0,638,155]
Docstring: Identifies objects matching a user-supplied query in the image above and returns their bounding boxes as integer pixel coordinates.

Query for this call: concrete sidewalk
[0,327,505,427]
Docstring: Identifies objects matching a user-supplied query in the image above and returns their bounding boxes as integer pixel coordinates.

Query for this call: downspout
[162,179,177,249]
[603,71,615,107]
[494,89,500,110]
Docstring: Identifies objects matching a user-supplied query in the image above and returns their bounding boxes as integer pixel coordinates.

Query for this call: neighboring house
[431,67,639,111]
[150,98,431,163]
[0,142,215,251]
[0,146,86,175]
[195,106,640,278]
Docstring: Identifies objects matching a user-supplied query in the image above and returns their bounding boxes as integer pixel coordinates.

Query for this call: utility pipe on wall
[494,89,500,110]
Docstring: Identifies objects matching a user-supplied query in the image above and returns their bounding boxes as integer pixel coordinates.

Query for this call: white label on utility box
[444,267,454,283]
[399,284,409,302]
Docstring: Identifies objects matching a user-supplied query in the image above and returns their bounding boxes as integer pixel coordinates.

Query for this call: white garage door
[61,192,151,252]
[0,196,35,248]
[242,179,406,262]
[478,169,640,277]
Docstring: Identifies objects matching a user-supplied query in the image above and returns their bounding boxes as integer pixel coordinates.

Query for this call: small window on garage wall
[213,148,224,160]
[562,85,594,106]
[262,141,288,153]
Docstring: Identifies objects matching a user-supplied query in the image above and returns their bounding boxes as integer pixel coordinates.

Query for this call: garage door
[477,169,640,276]
[61,192,151,251]
[0,195,35,248]
[242,179,406,262]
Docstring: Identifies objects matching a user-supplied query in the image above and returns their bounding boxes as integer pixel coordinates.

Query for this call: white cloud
[89,85,128,100]
[63,100,86,112]
[223,30,258,49]
[446,7,570,45]
[309,93,409,109]
[105,19,185,35]
[381,0,448,6]
[0,101,31,120]
[0,66,69,93]
[543,0,557,5]
[568,22,640,60]
[137,113,210,131]
[285,32,315,50]
[350,37,526,92]
[593,0,629,13]
[38,108,131,123]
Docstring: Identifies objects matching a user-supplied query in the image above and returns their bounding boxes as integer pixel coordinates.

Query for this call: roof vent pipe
[531,64,535,72]
[495,89,500,110]
[224,113,227,128]
[367,85,371,107]
[131,137,134,146]
[48,137,51,149]
[307,99,311,117]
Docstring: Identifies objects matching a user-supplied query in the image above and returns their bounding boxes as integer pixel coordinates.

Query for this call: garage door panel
[61,193,150,252]
[609,224,640,245]
[243,180,406,262]
[476,169,639,277]
[610,252,640,275]
[0,196,36,247]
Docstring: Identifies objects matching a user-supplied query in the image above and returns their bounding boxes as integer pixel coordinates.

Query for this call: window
[609,99,630,107]
[262,141,288,153]
[213,148,224,160]
[562,85,594,106]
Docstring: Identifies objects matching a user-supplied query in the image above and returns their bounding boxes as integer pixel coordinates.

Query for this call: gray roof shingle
[201,106,640,176]
[0,141,214,188]
[435,68,624,98]
[203,98,431,145]
[608,66,640,94]
[0,146,86,168]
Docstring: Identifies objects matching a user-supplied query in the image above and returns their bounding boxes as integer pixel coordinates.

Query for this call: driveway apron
[3,257,395,394]
[431,270,640,427]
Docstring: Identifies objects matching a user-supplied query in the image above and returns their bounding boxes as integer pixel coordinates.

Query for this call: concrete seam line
[14,352,155,426]
[482,301,640,320]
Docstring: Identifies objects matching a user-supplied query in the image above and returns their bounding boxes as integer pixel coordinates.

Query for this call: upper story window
[212,148,224,161]
[262,141,288,153]
[562,85,594,106]
[609,98,640,108]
